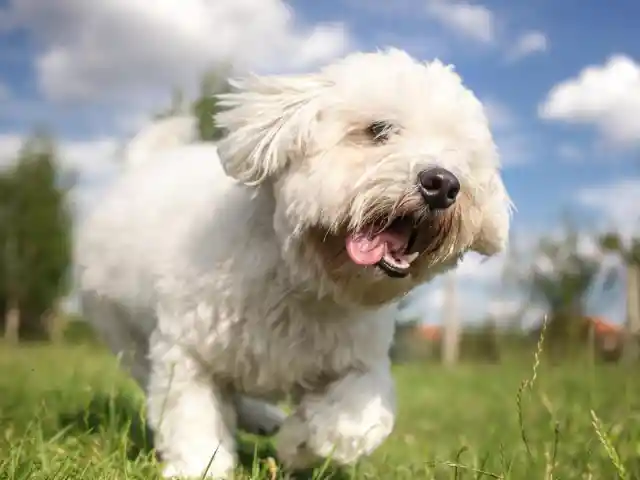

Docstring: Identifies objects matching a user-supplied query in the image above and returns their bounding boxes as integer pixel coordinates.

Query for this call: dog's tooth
[405,252,419,264]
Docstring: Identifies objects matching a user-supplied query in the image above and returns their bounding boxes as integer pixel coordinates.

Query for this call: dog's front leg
[275,362,396,470]
[147,335,237,479]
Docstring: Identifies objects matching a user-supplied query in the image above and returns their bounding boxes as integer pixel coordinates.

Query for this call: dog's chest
[211,301,386,397]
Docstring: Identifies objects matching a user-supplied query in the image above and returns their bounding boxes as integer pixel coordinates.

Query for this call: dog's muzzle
[345,167,461,279]
[374,168,460,278]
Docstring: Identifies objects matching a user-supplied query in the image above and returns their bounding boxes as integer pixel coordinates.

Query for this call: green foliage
[193,71,230,142]
[599,232,640,265]
[530,231,599,314]
[155,69,231,142]
[0,172,15,319]
[600,232,624,255]
[62,319,103,346]
[0,132,74,340]
[390,318,436,364]
[525,227,609,354]
[458,322,501,363]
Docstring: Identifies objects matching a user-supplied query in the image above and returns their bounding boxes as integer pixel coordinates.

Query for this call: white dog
[76,49,511,478]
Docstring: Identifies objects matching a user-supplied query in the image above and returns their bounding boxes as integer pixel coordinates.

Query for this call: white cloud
[425,1,496,44]
[70,177,115,220]
[456,251,506,282]
[0,0,349,106]
[483,99,515,128]
[575,177,640,241]
[486,298,519,317]
[539,55,640,146]
[420,285,447,312]
[0,133,22,169]
[58,138,121,180]
[506,30,548,61]
[348,0,546,64]
[398,249,513,325]
[54,137,122,218]
[1,134,120,179]
[486,298,534,326]
[406,279,506,325]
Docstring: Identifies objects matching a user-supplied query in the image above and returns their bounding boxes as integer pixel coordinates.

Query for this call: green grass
[0,343,639,479]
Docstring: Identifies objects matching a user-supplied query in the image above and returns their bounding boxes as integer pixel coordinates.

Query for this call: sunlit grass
[0,342,638,479]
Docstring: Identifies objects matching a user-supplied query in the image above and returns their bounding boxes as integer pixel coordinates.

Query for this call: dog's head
[215,49,512,306]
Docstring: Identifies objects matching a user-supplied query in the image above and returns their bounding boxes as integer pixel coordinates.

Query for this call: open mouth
[345,216,424,278]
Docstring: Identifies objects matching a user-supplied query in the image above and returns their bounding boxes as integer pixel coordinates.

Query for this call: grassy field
[0,343,638,479]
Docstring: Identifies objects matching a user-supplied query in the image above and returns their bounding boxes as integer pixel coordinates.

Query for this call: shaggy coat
[76,49,511,478]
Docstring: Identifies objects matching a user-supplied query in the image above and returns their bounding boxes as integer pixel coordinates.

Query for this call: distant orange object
[416,324,442,341]
[584,316,623,353]
[585,316,621,335]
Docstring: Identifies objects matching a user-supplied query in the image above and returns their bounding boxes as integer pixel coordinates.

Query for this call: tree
[389,315,420,363]
[0,132,74,341]
[390,293,418,363]
[525,227,611,357]
[192,71,230,142]
[154,69,231,143]
[154,86,190,120]
[0,169,19,341]
[599,232,640,363]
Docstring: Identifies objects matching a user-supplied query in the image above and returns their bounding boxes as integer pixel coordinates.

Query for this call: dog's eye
[366,121,394,144]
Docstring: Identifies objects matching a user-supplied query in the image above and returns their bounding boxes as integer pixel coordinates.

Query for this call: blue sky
[0,0,638,325]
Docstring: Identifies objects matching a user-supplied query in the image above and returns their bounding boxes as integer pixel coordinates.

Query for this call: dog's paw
[274,413,323,470]
[161,453,235,480]
[275,398,394,469]
[162,463,232,480]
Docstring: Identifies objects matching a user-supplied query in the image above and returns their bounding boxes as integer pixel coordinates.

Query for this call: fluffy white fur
[76,49,512,478]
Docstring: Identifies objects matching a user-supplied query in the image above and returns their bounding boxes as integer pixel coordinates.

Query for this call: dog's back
[123,115,199,169]
[78,118,215,297]
[75,116,236,355]
[75,116,289,437]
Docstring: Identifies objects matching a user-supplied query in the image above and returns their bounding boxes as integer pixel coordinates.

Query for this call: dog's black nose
[418,167,460,210]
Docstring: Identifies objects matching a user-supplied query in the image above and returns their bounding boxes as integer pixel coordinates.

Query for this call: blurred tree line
[520,223,640,363]
[0,71,227,343]
[392,221,640,365]
[155,72,229,141]
[0,133,74,342]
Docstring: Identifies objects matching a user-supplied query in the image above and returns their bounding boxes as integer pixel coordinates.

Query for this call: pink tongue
[346,233,386,265]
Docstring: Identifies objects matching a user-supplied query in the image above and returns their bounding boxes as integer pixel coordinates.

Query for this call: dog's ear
[214,74,329,185]
[470,172,512,256]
